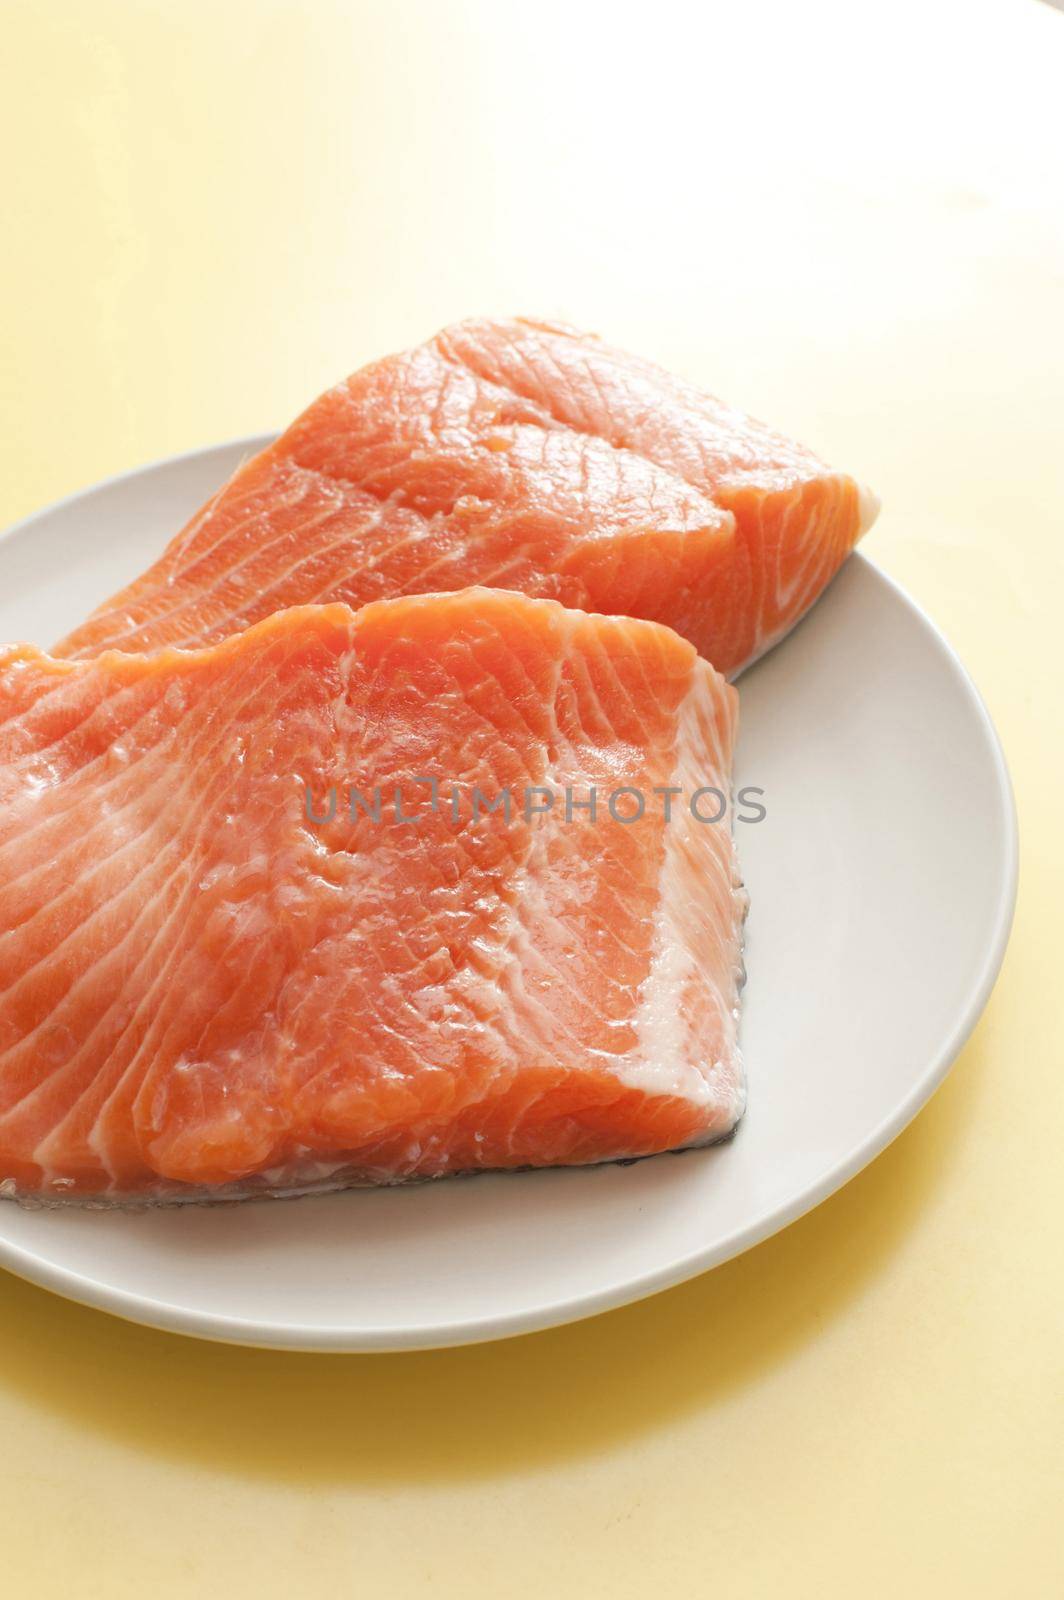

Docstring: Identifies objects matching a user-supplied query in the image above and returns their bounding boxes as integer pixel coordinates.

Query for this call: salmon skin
[55,318,877,677]
[0,589,745,1202]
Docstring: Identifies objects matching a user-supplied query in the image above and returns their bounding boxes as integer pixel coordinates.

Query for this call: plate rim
[0,441,1019,1353]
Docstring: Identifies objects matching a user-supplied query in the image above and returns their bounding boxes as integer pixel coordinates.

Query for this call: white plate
[0,441,1017,1351]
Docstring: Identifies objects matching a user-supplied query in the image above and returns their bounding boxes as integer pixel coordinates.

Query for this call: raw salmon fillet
[56,318,877,676]
[0,589,745,1200]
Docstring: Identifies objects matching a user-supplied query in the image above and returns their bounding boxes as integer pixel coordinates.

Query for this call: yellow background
[1,0,1061,1593]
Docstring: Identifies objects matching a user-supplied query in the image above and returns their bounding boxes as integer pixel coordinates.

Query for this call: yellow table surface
[1,0,1061,1593]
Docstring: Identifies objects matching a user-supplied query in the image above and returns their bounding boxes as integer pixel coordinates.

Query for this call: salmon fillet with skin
[0,589,745,1201]
[56,318,877,676]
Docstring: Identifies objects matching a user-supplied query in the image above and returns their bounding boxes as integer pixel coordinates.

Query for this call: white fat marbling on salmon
[615,662,745,1125]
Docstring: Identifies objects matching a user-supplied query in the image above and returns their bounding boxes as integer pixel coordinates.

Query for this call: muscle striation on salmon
[0,589,745,1201]
[56,318,877,677]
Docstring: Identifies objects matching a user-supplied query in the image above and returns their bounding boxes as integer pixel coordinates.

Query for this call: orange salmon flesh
[0,591,745,1199]
[57,317,877,678]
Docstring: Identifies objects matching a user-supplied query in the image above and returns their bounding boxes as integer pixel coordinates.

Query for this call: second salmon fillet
[56,318,877,676]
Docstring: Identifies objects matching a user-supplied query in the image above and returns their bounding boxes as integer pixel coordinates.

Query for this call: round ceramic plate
[0,441,1017,1352]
